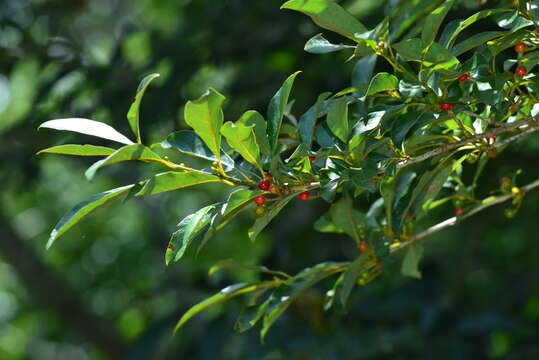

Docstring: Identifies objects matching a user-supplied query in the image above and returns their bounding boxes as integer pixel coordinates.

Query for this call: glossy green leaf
[401,243,423,278]
[184,88,226,163]
[421,0,454,45]
[444,9,509,48]
[126,73,160,143]
[166,205,217,265]
[221,122,262,173]
[174,283,269,333]
[248,193,296,241]
[487,28,528,57]
[451,31,504,56]
[393,39,459,70]
[299,92,331,147]
[330,196,363,242]
[340,252,369,307]
[218,188,255,228]
[135,171,222,196]
[46,184,135,249]
[365,72,399,97]
[236,110,271,157]
[39,118,134,145]
[209,259,290,278]
[85,144,163,180]
[281,0,367,41]
[37,144,116,157]
[304,33,354,53]
[159,130,234,167]
[326,97,349,143]
[266,71,301,155]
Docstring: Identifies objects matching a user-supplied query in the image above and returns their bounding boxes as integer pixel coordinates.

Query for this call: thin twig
[460,109,503,127]
[391,178,539,253]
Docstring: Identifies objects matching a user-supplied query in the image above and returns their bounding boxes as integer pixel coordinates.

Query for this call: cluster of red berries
[254,172,312,214]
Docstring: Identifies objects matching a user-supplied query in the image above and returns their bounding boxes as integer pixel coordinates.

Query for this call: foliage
[35,0,539,342]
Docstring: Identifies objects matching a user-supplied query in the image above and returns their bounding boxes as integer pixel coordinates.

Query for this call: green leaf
[393,39,459,71]
[451,31,505,56]
[221,122,263,174]
[299,92,331,147]
[314,213,345,234]
[135,171,222,196]
[184,88,226,163]
[365,72,399,97]
[401,243,424,278]
[209,259,290,278]
[304,33,354,53]
[165,205,217,265]
[37,144,116,157]
[126,73,160,143]
[444,9,510,48]
[340,252,370,307]
[330,196,364,242]
[85,144,163,180]
[281,0,367,41]
[174,283,269,334]
[421,0,454,45]
[159,130,234,167]
[236,110,271,157]
[248,193,296,241]
[218,188,255,228]
[487,28,528,57]
[266,71,301,155]
[326,97,349,143]
[46,184,135,249]
[39,118,134,145]
[235,301,270,333]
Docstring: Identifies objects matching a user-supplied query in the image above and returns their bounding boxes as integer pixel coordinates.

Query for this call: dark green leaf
[421,0,454,45]
[326,97,349,142]
[281,0,367,41]
[299,92,331,147]
[340,252,370,307]
[451,31,505,56]
[135,171,222,196]
[46,184,135,249]
[126,73,160,143]
[248,193,296,241]
[330,196,364,242]
[266,71,301,155]
[209,259,290,278]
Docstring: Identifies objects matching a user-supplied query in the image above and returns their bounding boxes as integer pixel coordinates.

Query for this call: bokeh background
[1,0,539,359]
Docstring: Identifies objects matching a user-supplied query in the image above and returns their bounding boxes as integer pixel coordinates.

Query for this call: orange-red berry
[458,72,469,82]
[258,179,270,191]
[515,65,527,76]
[254,195,266,205]
[308,155,316,162]
[454,207,463,216]
[299,191,309,201]
[357,241,369,253]
[514,42,526,53]
[440,102,453,111]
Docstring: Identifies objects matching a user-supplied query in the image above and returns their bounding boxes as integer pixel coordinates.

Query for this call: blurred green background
[1,0,539,359]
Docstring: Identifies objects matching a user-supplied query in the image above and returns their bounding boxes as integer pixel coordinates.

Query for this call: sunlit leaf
[37,144,116,157]
[126,73,160,143]
[236,110,271,157]
[304,33,354,53]
[39,118,134,145]
[135,171,222,196]
[221,122,263,173]
[248,193,297,241]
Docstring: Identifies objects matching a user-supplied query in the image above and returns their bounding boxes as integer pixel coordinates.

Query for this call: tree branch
[391,178,539,253]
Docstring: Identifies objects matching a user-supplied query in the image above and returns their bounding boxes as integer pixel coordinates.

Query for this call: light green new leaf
[237,110,271,156]
[421,0,454,45]
[85,144,163,180]
[401,243,424,278]
[135,171,222,196]
[340,252,370,307]
[165,205,217,265]
[281,0,367,41]
[174,283,269,334]
[37,144,116,157]
[221,122,263,174]
[326,97,349,143]
[159,130,235,167]
[46,184,135,249]
[39,118,134,145]
[184,88,226,163]
[126,73,160,143]
[266,71,301,155]
[248,193,297,241]
[365,72,399,97]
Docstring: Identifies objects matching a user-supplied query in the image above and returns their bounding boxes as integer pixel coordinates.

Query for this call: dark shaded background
[1,0,539,359]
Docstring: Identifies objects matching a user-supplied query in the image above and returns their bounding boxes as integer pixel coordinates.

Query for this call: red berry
[458,72,469,82]
[357,241,369,253]
[254,195,266,205]
[454,207,463,216]
[515,65,527,76]
[514,42,526,53]
[491,135,497,141]
[298,191,309,201]
[308,155,316,162]
[258,179,270,191]
[440,102,453,111]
